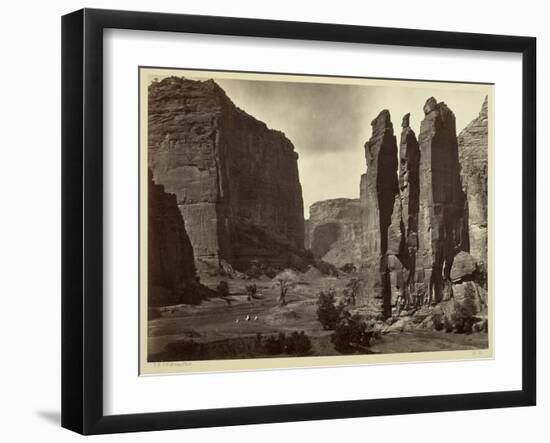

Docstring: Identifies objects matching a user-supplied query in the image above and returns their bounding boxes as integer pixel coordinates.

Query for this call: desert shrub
[289,331,312,355]
[331,314,373,354]
[216,280,230,298]
[317,291,343,330]
[264,266,278,279]
[261,331,312,356]
[245,264,262,279]
[450,297,477,334]
[264,334,284,355]
[314,260,339,276]
[245,283,258,301]
[148,306,161,320]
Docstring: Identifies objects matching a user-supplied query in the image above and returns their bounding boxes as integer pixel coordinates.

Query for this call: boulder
[450,251,478,282]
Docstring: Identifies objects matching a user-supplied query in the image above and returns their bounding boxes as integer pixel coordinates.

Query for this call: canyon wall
[148,77,305,272]
[305,198,362,268]
[458,96,489,272]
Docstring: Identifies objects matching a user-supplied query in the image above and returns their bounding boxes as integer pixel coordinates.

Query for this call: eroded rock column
[417,97,467,304]
[360,110,400,317]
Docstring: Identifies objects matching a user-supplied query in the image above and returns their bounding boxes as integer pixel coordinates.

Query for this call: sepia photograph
[139,67,492,374]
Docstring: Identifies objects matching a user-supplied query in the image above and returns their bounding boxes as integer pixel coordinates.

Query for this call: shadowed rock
[148,170,202,306]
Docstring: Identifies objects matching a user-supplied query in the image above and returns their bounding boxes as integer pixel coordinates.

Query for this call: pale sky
[148,70,489,218]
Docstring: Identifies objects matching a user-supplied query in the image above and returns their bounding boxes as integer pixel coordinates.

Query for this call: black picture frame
[61,8,537,435]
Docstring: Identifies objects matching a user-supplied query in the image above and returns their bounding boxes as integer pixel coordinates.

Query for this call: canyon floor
[147,272,488,362]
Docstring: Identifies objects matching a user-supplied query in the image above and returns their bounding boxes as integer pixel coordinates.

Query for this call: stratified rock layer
[305,198,362,268]
[359,110,400,316]
[148,77,305,272]
[148,170,199,306]
[417,97,467,304]
[458,96,489,271]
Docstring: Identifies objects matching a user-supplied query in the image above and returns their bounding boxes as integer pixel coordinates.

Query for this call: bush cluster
[216,280,230,298]
[331,313,373,354]
[316,290,375,354]
[257,331,312,356]
[316,291,345,330]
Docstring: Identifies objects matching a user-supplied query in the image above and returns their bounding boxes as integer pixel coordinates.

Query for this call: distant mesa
[305,198,362,269]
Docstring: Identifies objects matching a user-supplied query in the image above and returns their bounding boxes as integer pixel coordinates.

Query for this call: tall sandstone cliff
[458,96,489,272]
[305,198,362,268]
[416,97,467,304]
[148,77,305,272]
[148,170,200,307]
[359,110,400,316]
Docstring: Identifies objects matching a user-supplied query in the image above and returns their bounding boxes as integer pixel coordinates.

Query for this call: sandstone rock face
[458,96,489,271]
[357,99,488,324]
[148,77,305,272]
[305,198,362,268]
[359,110,400,316]
[148,170,199,306]
[416,98,467,304]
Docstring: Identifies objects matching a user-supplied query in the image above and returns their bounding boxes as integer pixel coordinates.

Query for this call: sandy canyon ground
[148,271,488,362]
